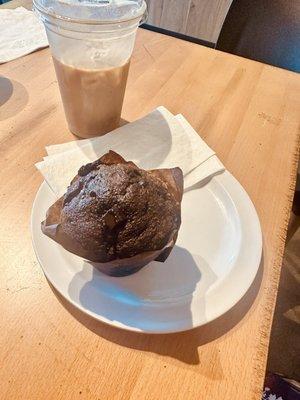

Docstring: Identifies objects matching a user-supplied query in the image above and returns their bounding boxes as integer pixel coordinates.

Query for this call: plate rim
[31,171,262,334]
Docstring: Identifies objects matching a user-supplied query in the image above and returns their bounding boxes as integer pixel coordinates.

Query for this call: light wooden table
[1,22,299,400]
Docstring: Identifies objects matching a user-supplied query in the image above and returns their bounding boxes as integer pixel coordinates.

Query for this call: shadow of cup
[0,76,29,120]
[77,109,178,169]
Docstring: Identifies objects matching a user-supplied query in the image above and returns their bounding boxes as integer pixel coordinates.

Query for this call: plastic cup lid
[34,0,147,24]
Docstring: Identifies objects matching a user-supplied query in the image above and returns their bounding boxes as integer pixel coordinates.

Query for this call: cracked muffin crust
[42,151,183,276]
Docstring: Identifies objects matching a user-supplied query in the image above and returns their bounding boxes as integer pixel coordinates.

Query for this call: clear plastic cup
[34,0,147,138]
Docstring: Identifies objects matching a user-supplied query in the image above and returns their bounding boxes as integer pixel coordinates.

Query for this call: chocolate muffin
[42,151,183,276]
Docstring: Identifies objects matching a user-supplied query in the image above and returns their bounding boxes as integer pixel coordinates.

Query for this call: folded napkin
[36,107,224,197]
[0,7,48,64]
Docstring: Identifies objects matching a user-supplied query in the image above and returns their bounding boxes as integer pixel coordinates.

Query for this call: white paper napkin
[36,107,224,197]
[0,7,48,64]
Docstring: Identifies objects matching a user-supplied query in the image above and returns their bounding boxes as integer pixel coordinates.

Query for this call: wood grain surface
[0,28,300,400]
[146,0,233,43]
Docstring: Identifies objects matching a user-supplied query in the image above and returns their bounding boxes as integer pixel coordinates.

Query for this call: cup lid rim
[33,0,147,25]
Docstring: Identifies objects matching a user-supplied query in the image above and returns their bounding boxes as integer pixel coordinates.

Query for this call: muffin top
[57,155,181,262]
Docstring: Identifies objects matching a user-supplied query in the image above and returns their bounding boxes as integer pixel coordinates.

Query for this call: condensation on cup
[34,0,147,138]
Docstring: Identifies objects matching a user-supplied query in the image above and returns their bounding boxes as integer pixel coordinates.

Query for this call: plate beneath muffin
[31,170,262,333]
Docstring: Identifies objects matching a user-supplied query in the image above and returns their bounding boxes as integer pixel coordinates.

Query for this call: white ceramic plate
[31,171,262,333]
